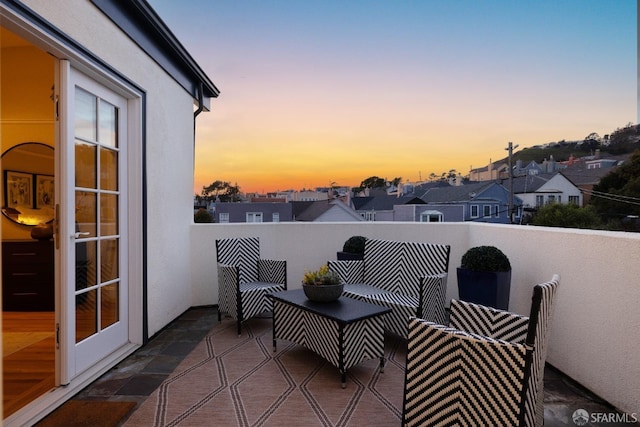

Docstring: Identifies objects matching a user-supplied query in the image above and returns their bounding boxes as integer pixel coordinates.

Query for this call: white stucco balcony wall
[190,222,640,415]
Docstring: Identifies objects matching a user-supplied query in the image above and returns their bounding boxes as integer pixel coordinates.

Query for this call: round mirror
[2,142,54,226]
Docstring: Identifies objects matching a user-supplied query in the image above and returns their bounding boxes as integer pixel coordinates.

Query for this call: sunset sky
[148,1,637,194]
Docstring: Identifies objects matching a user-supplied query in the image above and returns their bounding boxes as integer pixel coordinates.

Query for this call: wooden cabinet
[2,240,54,311]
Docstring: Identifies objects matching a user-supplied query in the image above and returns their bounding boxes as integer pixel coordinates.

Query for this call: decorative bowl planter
[302,283,344,303]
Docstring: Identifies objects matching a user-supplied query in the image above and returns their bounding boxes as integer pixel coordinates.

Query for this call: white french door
[59,63,129,381]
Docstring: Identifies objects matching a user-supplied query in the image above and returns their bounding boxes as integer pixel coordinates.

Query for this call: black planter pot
[456,268,511,310]
[337,251,364,261]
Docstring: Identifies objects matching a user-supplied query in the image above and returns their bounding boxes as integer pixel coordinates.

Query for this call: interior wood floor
[2,311,55,419]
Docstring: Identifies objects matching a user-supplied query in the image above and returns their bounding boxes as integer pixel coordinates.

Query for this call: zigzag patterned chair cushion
[403,317,532,426]
[216,237,287,335]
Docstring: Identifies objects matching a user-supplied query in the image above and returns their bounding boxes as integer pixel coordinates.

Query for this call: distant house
[512,172,582,210]
[214,202,293,223]
[352,195,425,221]
[468,161,509,181]
[394,181,521,223]
[292,199,362,222]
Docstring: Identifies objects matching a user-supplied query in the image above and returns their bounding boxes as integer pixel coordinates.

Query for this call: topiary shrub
[460,245,511,272]
[342,236,366,254]
[194,208,213,223]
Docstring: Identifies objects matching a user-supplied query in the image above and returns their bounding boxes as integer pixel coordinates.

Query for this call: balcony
[188,221,639,417]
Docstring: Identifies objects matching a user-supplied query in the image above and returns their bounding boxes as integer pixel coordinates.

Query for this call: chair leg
[218,310,222,322]
[237,319,242,337]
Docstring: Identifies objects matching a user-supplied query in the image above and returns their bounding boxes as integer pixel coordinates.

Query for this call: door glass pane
[76,289,97,343]
[75,88,96,141]
[100,239,119,283]
[99,100,118,148]
[100,147,118,191]
[75,240,95,290]
[76,190,96,237]
[100,194,118,236]
[101,283,119,329]
[75,140,96,188]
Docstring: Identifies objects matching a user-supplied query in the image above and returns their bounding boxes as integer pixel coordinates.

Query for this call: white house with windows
[512,172,582,210]
[1,1,218,424]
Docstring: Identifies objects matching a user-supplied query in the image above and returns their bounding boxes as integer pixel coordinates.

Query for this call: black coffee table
[268,289,391,388]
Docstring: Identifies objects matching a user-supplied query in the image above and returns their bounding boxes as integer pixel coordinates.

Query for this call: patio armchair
[403,274,560,427]
[216,237,287,335]
[402,317,533,426]
[327,238,450,338]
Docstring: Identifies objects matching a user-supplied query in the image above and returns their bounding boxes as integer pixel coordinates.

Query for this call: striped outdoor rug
[123,316,406,427]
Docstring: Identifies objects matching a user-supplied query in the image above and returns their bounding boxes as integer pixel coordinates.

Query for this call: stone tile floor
[70,306,636,426]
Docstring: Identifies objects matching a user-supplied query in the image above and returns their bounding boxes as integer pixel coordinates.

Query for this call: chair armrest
[217,263,239,309]
[449,299,529,343]
[257,259,287,285]
[418,273,448,325]
[327,260,365,284]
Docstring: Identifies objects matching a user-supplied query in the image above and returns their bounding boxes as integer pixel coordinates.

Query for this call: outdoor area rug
[123,317,406,427]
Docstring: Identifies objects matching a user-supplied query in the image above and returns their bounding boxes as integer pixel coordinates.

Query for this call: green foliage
[590,149,640,223]
[607,124,640,155]
[200,180,241,203]
[302,265,341,285]
[532,203,601,229]
[194,209,213,223]
[461,246,511,272]
[342,236,366,253]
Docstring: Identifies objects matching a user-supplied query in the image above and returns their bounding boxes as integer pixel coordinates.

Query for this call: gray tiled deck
[65,307,634,426]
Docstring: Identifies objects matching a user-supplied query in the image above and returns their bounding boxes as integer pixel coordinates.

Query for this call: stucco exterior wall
[23,0,196,335]
[191,222,640,414]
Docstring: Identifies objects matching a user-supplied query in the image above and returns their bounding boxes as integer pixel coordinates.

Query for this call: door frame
[1,5,145,426]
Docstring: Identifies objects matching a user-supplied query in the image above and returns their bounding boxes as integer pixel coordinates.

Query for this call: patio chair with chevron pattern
[216,237,287,336]
[402,274,560,427]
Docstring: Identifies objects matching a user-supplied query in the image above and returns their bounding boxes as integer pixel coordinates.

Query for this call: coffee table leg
[380,356,385,373]
[341,371,346,389]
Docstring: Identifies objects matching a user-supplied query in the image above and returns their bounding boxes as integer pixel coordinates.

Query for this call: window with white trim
[420,210,443,222]
[483,205,491,218]
[219,212,229,223]
[272,212,280,222]
[471,205,479,218]
[246,212,263,222]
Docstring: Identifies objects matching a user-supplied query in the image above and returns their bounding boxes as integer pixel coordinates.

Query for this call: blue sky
[149,0,637,193]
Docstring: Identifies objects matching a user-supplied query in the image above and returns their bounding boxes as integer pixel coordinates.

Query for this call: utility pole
[505,141,519,224]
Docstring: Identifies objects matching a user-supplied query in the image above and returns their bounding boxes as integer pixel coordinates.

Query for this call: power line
[582,189,640,207]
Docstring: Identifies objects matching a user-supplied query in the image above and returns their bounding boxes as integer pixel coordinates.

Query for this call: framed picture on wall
[36,174,55,209]
[4,170,34,208]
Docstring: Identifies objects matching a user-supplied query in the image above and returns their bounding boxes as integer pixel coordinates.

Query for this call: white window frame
[483,205,491,218]
[246,212,263,223]
[272,212,280,222]
[420,210,443,222]
[219,212,229,223]
[470,205,479,218]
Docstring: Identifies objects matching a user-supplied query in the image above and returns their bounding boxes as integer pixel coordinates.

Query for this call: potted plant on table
[337,235,366,260]
[302,265,343,302]
[456,245,512,310]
